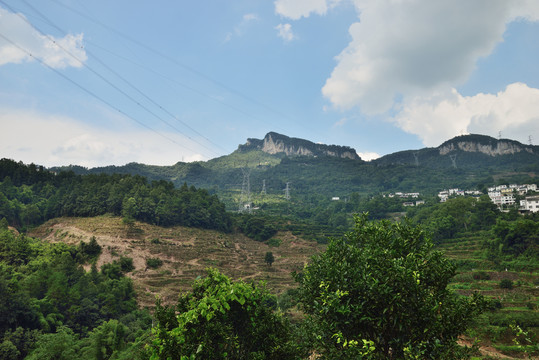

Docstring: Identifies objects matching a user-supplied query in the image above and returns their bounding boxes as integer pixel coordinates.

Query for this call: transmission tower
[238,168,252,213]
[412,152,419,166]
[284,182,290,200]
[261,179,266,195]
[529,135,533,146]
[449,154,457,169]
[498,131,502,140]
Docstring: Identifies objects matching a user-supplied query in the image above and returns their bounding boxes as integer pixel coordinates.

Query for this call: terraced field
[30,215,323,307]
[437,233,539,359]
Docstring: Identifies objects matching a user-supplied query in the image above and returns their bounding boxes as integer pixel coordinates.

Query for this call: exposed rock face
[438,138,534,157]
[240,132,361,160]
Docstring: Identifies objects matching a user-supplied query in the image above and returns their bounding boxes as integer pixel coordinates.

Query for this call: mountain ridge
[44,132,539,209]
[237,132,361,160]
[374,133,538,167]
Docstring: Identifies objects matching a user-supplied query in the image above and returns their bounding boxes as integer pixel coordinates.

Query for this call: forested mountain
[49,132,539,214]
[374,134,539,170]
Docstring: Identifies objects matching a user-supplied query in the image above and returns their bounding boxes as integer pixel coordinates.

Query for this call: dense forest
[0,222,151,359]
[0,158,231,232]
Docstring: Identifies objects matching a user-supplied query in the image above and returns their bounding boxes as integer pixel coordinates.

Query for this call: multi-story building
[520,195,539,213]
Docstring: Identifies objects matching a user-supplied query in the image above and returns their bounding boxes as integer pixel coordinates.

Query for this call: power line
[46,0,322,139]
[3,0,222,158]
[0,32,197,154]
[20,0,225,153]
[48,0,287,117]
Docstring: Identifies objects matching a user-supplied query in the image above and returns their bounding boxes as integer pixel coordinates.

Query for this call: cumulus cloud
[394,83,539,147]
[0,6,86,68]
[300,0,539,145]
[0,108,207,168]
[275,23,296,42]
[275,0,343,20]
[322,0,539,113]
[357,151,380,161]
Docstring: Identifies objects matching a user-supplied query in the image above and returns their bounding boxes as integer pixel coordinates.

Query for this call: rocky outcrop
[239,132,361,160]
[438,136,534,157]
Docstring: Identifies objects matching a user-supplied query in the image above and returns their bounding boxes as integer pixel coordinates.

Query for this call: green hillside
[49,133,539,215]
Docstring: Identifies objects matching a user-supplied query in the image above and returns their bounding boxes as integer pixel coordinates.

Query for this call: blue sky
[1,0,539,167]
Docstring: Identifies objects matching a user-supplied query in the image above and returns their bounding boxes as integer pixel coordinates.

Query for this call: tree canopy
[294,214,485,359]
[0,159,232,232]
[149,269,300,360]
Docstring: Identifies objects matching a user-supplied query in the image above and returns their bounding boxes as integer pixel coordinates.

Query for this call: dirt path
[458,339,521,359]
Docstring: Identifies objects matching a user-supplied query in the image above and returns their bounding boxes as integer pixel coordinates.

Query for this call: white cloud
[394,83,539,147]
[274,0,343,20]
[224,13,259,42]
[357,151,380,161]
[0,6,86,68]
[275,23,296,42]
[333,117,349,127]
[322,0,539,114]
[0,108,207,168]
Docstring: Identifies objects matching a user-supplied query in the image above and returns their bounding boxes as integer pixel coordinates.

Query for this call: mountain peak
[238,132,361,160]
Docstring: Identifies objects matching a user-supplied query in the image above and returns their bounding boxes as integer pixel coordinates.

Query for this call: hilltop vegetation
[0,158,231,232]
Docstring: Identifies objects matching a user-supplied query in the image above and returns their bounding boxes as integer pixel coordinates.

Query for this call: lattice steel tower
[239,168,252,213]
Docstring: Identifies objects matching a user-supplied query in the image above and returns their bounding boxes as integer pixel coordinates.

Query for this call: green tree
[264,251,275,267]
[295,214,485,359]
[149,269,299,360]
[26,327,80,360]
[80,319,128,360]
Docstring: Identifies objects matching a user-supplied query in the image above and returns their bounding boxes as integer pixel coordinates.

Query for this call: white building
[520,196,539,213]
[489,194,515,208]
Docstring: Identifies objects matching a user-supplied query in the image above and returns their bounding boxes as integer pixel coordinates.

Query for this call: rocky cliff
[238,132,361,160]
[373,134,538,168]
[438,135,534,156]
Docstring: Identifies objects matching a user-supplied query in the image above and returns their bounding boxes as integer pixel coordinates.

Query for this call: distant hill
[374,134,539,170]
[48,132,539,212]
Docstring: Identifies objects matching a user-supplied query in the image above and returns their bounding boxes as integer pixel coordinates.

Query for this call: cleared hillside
[29,216,323,307]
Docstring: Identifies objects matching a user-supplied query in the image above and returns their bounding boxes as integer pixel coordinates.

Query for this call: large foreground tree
[295,214,484,359]
[149,269,301,360]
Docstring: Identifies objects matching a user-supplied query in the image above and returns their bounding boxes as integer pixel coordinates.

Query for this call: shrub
[500,279,513,290]
[473,271,491,280]
[117,256,134,272]
[146,257,163,269]
[79,236,102,261]
[267,238,282,247]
